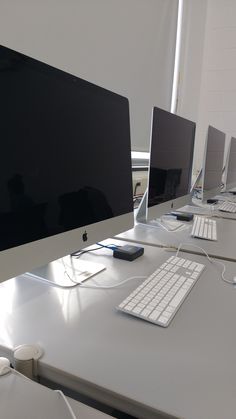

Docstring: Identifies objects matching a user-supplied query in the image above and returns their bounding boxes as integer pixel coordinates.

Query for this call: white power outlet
[132,171,148,195]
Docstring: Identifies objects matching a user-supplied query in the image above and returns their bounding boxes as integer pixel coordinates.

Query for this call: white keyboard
[191,215,217,241]
[117,256,205,327]
[218,201,236,213]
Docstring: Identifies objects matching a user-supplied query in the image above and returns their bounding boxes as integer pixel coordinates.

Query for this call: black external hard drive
[113,245,144,261]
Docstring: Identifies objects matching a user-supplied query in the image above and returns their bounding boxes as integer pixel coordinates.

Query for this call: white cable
[176,242,235,285]
[9,367,33,382]
[61,255,147,288]
[54,390,77,419]
[140,219,183,233]
[160,216,184,232]
[212,259,235,285]
[62,241,181,288]
[153,218,174,232]
[79,276,147,289]
[176,242,212,261]
[4,369,77,419]
[25,271,79,289]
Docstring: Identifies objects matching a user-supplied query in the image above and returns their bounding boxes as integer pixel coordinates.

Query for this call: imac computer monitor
[225,137,236,192]
[0,45,133,285]
[146,107,195,221]
[202,125,225,202]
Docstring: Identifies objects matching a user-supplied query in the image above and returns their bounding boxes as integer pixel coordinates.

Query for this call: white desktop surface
[117,217,236,262]
[214,193,236,220]
[0,369,111,419]
[217,192,236,201]
[179,198,236,220]
[1,240,236,419]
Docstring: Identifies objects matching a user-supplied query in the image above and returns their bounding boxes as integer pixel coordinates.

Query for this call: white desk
[0,368,111,419]
[1,240,236,419]
[179,199,236,221]
[117,217,236,262]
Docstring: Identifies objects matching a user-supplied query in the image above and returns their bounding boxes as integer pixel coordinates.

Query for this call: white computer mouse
[0,357,10,376]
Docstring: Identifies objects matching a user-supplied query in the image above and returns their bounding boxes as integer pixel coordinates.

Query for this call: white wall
[176,0,208,176]
[177,0,207,124]
[0,0,178,152]
[180,0,236,173]
[195,0,236,172]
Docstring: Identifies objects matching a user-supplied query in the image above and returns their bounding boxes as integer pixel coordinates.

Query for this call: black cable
[71,243,120,258]
[71,246,104,258]
[134,181,141,196]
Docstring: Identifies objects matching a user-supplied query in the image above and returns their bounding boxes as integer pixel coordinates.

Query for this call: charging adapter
[113,245,144,261]
[207,198,218,204]
[171,211,193,221]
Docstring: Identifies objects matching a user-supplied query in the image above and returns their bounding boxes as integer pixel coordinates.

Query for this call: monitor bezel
[0,212,133,283]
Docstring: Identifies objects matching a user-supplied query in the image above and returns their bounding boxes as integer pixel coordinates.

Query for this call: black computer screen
[148,107,195,208]
[0,45,133,251]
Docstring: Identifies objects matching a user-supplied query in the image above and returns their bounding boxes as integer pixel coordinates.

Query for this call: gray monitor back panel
[225,137,236,191]
[202,125,225,201]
